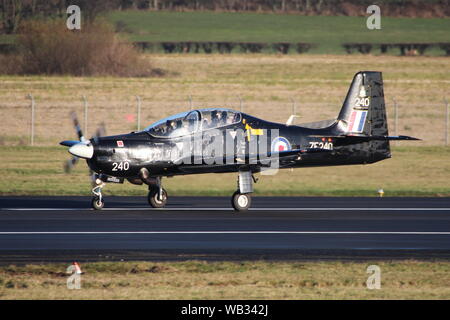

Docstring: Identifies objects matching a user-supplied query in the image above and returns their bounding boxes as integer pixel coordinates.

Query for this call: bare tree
[1,0,23,34]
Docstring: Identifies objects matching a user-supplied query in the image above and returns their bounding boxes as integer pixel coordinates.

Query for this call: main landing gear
[139,169,168,209]
[231,171,256,212]
[147,177,168,208]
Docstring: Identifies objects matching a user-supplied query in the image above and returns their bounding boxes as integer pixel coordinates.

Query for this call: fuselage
[85,110,390,180]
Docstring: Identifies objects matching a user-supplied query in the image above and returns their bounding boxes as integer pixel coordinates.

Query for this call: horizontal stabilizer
[382,135,421,141]
[309,134,420,141]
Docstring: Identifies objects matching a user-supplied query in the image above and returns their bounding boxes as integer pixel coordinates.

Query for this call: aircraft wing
[173,148,333,167]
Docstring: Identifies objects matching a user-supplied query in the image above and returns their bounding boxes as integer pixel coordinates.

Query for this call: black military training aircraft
[60,71,418,211]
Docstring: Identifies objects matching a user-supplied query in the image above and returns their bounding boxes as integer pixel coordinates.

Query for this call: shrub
[1,19,157,77]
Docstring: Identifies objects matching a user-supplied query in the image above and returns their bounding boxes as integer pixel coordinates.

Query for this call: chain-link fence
[0,95,448,147]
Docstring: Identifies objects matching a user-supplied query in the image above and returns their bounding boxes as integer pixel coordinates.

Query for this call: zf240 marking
[112,161,130,171]
[309,142,333,150]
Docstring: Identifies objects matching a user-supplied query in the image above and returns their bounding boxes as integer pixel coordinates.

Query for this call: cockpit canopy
[144,108,242,138]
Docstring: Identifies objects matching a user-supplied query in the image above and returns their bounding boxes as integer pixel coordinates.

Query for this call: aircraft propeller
[62,111,106,175]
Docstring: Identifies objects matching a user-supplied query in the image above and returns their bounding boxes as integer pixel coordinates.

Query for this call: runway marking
[2,207,450,212]
[0,231,449,235]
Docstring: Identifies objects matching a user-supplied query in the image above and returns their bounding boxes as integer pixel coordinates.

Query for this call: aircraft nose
[68,140,94,159]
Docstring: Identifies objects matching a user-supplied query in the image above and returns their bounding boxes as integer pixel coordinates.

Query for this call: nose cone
[69,141,94,159]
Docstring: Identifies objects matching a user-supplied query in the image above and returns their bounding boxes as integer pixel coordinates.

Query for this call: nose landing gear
[91,178,105,210]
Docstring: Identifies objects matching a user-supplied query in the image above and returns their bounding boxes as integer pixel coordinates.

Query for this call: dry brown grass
[0,260,449,299]
[0,54,449,147]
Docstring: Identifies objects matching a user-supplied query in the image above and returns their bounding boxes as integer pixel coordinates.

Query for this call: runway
[0,196,449,263]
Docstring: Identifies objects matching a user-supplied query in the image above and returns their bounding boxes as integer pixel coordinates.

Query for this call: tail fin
[338,71,391,163]
[338,71,388,137]
[332,72,419,163]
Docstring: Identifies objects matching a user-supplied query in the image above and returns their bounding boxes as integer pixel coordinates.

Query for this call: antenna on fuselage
[286,98,300,126]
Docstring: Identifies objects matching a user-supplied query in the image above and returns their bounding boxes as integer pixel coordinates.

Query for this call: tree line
[2,0,450,34]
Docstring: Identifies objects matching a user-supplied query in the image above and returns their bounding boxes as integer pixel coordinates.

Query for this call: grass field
[0,145,448,196]
[1,260,449,299]
[106,11,450,54]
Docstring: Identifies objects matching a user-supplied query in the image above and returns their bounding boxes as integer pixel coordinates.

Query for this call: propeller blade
[64,156,79,173]
[60,140,79,147]
[92,121,107,144]
[71,111,85,142]
[96,122,107,138]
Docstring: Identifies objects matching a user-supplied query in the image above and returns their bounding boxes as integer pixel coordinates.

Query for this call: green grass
[106,11,450,54]
[2,12,449,54]
[1,260,449,299]
[0,145,449,197]
[0,34,15,44]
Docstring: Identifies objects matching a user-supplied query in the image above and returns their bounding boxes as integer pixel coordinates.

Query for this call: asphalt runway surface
[0,196,449,263]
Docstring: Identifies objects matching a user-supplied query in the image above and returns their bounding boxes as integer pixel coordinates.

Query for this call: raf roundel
[271,137,291,152]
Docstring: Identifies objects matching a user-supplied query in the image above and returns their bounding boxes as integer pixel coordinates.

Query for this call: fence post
[27,94,35,146]
[188,95,193,110]
[445,98,449,146]
[237,95,243,112]
[393,98,398,137]
[82,96,88,137]
[136,95,141,131]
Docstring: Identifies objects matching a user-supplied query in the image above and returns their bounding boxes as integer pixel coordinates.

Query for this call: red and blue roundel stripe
[348,110,368,133]
[271,137,291,152]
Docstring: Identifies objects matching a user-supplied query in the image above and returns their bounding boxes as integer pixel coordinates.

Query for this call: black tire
[231,191,251,212]
[91,197,104,210]
[148,187,168,208]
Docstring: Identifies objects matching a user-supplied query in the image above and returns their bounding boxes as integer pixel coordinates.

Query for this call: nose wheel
[91,196,105,210]
[231,191,251,212]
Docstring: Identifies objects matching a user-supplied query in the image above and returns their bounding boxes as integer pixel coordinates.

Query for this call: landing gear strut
[91,177,105,210]
[147,176,168,208]
[139,169,169,209]
[231,171,255,212]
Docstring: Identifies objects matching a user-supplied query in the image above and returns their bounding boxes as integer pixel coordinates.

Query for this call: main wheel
[231,191,251,212]
[91,196,104,210]
[148,187,168,208]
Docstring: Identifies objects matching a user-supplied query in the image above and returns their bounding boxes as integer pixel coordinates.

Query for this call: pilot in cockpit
[211,110,220,127]
[165,120,176,135]
[220,111,228,125]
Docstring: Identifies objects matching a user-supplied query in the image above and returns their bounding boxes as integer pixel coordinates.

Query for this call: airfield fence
[0,95,448,147]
